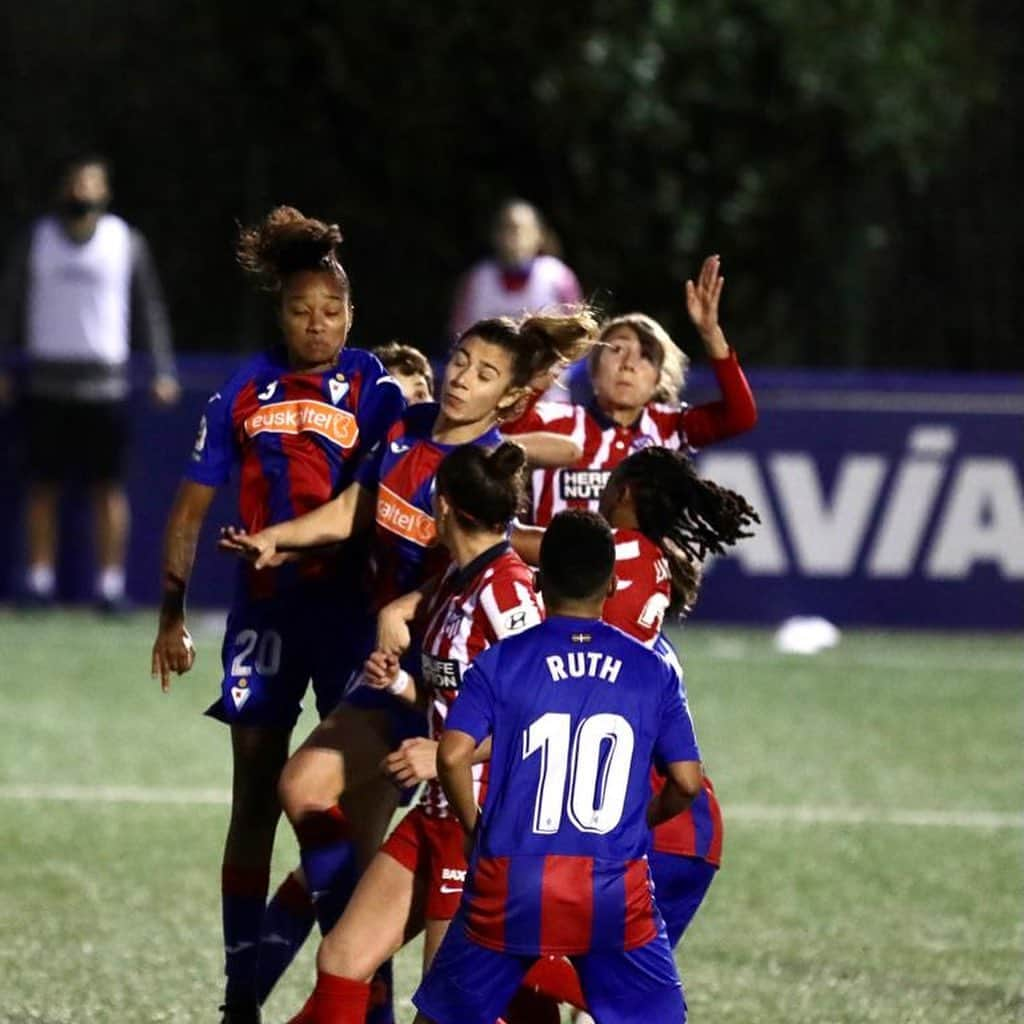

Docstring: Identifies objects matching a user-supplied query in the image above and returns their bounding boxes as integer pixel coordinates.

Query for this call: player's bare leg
[279,704,399,935]
[24,482,60,601]
[318,850,425,978]
[92,481,130,607]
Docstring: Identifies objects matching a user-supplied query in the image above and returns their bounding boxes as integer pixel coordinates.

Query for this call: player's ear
[606,572,617,598]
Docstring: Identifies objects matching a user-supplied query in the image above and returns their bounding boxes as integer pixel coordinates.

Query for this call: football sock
[222,863,271,1007]
[365,957,394,1024]
[256,870,316,1004]
[310,970,370,1024]
[295,806,358,935]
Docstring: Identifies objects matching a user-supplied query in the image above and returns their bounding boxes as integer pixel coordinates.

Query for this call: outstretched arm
[512,431,583,468]
[219,480,375,569]
[151,480,217,692]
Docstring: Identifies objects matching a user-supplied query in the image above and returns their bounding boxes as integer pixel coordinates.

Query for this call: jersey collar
[586,398,644,432]
[452,540,510,589]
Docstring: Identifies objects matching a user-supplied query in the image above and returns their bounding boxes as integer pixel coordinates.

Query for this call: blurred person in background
[0,153,179,611]
[372,341,434,404]
[449,199,583,338]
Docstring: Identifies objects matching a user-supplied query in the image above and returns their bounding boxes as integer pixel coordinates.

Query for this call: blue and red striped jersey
[183,345,404,597]
[355,402,504,609]
[447,615,701,956]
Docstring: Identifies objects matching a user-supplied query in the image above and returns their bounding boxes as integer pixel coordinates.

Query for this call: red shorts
[380,807,467,920]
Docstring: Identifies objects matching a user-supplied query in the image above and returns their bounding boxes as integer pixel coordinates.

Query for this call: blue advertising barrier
[0,356,1021,629]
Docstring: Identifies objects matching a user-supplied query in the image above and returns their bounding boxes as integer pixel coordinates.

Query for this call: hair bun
[486,441,527,480]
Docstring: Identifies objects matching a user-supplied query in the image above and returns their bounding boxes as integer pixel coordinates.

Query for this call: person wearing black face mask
[0,154,180,611]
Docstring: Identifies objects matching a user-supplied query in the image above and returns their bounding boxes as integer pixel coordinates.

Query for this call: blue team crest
[329,378,350,404]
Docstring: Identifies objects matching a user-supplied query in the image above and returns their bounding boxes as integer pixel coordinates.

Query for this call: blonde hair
[591,313,689,404]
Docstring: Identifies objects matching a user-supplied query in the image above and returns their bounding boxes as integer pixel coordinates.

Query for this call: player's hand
[376,603,412,656]
[685,255,729,358]
[151,619,196,692]
[218,526,285,569]
[381,737,439,787]
[151,374,181,406]
[363,649,401,690]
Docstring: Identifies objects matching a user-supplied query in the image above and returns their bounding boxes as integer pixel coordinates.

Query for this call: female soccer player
[220,310,597,1008]
[149,206,405,1024]
[284,441,543,1023]
[372,341,434,404]
[509,254,757,525]
[514,446,759,1021]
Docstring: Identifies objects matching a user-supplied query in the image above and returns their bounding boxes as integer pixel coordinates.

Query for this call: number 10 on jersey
[522,712,635,836]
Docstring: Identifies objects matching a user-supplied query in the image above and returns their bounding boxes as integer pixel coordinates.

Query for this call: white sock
[27,564,56,598]
[97,567,125,601]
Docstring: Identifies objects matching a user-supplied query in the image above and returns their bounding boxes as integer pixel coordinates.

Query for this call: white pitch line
[727,803,1024,830]
[0,784,1021,829]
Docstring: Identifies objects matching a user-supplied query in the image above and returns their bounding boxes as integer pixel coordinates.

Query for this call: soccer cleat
[218,1002,262,1024]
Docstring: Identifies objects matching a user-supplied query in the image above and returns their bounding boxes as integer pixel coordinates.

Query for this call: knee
[278,755,337,826]
[318,925,402,983]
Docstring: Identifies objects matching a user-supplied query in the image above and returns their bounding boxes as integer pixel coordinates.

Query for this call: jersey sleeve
[446,652,499,743]
[356,354,406,452]
[503,400,582,439]
[183,386,237,487]
[355,416,401,491]
[653,656,701,766]
[478,573,543,642]
[678,349,757,449]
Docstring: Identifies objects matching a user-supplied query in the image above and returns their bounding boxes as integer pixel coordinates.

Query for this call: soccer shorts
[380,808,467,920]
[25,396,128,484]
[205,585,372,730]
[413,914,686,1024]
[648,851,718,947]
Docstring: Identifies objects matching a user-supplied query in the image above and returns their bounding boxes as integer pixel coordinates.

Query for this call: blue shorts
[648,851,718,947]
[206,585,374,730]
[413,913,686,1024]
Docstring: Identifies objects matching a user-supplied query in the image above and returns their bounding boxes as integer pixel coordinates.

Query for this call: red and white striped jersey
[604,529,673,647]
[506,349,757,525]
[418,542,543,817]
[519,400,683,525]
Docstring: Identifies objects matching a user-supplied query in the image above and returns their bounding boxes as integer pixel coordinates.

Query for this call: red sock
[521,955,587,1009]
[310,970,371,1024]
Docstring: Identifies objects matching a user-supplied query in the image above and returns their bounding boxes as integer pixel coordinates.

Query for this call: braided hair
[604,447,759,616]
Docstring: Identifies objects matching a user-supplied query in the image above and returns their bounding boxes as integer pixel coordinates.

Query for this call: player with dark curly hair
[150,206,405,1024]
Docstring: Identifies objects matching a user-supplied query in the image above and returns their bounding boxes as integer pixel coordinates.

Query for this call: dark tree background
[0,0,1019,369]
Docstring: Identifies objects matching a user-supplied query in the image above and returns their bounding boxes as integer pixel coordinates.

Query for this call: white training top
[450,255,582,336]
[26,214,133,366]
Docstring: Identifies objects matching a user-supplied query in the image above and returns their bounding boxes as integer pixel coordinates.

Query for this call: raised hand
[685,255,729,358]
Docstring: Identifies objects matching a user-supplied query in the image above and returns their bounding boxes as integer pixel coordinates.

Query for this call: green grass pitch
[0,611,1020,1023]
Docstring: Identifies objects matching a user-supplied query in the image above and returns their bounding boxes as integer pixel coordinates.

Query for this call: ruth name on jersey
[422,653,461,691]
[559,469,612,501]
[545,649,623,683]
